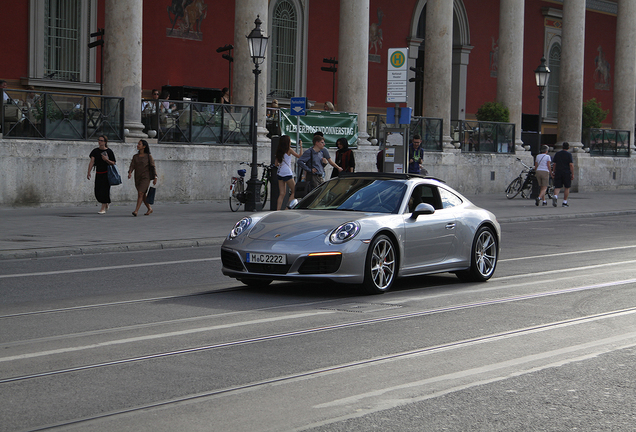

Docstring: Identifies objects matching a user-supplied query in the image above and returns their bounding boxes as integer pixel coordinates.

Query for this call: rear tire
[457,226,498,282]
[362,235,397,294]
[505,177,522,199]
[259,183,268,209]
[229,181,243,212]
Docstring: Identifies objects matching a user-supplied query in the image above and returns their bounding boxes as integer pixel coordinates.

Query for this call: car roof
[338,172,446,183]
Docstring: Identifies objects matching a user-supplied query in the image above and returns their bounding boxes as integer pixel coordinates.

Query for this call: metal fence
[410,117,443,151]
[141,99,253,145]
[451,120,515,154]
[1,89,124,141]
[584,128,630,157]
[368,113,443,151]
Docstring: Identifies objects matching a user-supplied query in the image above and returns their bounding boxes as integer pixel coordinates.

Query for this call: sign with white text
[387,48,408,103]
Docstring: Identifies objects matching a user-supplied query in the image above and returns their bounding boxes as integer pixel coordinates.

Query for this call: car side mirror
[287,198,299,209]
[410,202,435,219]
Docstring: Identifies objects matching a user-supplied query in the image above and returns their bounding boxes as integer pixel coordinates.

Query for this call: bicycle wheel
[229,180,243,212]
[545,184,554,200]
[259,180,268,209]
[505,177,522,199]
[520,178,533,199]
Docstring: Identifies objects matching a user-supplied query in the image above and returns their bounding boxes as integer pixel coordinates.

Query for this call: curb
[496,209,636,223]
[0,237,226,261]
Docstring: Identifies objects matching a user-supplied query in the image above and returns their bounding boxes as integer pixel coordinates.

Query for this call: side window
[408,185,441,212]
[439,188,463,209]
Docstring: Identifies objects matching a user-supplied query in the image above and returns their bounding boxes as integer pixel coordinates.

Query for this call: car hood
[247,210,373,242]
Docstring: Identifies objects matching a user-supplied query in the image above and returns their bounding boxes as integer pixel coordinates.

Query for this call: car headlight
[229,217,252,239]
[330,221,360,244]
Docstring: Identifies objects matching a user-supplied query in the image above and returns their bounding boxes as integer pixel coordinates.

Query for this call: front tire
[505,178,522,199]
[457,226,498,282]
[362,235,397,294]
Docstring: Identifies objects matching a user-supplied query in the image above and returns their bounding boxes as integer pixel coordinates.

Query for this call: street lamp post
[534,56,551,150]
[532,56,551,199]
[245,15,269,212]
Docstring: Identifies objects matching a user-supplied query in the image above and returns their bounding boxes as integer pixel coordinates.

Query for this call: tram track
[18,305,636,432]
[3,277,636,385]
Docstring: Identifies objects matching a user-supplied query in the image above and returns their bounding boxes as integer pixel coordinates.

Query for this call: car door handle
[445,223,456,230]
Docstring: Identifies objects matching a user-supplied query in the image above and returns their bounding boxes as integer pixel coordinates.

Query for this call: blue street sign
[290,97,306,116]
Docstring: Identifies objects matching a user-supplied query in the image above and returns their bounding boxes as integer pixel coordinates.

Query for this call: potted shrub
[475,101,510,123]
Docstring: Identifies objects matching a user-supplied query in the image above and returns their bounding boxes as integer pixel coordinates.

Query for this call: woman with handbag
[87,135,116,214]
[128,139,157,216]
[274,135,302,210]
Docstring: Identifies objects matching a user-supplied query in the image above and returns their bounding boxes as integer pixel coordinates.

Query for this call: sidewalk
[1,190,635,260]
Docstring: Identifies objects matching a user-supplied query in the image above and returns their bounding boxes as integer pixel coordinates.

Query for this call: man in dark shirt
[551,142,574,207]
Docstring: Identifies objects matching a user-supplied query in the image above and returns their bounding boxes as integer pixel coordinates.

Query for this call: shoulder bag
[107,164,122,186]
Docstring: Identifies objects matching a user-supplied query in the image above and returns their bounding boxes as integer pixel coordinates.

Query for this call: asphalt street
[0,189,635,260]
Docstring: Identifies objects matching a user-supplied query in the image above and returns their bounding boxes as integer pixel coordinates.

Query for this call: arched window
[546,43,561,119]
[269,0,298,99]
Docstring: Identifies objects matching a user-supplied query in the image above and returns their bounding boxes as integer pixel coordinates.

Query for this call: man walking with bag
[298,135,342,192]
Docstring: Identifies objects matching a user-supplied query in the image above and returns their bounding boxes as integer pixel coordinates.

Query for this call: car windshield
[296,178,407,213]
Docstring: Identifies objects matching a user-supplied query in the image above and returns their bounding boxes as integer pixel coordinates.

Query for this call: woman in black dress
[87,135,116,214]
[330,137,355,179]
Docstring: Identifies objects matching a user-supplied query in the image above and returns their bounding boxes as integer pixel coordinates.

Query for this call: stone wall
[0,139,633,206]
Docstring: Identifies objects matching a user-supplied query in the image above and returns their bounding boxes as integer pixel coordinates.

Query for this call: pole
[228,49,233,100]
[537,87,544,147]
[332,71,336,105]
[245,63,263,212]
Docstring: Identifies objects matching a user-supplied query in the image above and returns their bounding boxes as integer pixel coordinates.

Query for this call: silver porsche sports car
[221,173,500,294]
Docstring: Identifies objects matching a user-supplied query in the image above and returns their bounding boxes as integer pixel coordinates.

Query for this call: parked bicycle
[505,157,553,200]
[229,162,275,212]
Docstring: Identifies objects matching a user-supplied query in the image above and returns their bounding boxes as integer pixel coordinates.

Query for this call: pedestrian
[298,134,342,190]
[551,142,574,207]
[323,101,334,111]
[274,135,302,210]
[534,144,552,206]
[128,139,157,216]
[330,137,355,178]
[87,135,116,214]
[408,134,427,175]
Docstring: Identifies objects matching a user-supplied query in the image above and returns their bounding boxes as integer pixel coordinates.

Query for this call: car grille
[221,249,244,271]
[298,255,342,274]
[244,263,291,274]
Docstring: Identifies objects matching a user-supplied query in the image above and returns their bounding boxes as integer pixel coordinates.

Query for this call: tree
[582,98,608,129]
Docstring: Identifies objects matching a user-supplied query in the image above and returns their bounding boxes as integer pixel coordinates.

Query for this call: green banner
[279,109,358,149]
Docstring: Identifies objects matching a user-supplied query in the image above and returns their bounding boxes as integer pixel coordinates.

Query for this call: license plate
[246,253,286,264]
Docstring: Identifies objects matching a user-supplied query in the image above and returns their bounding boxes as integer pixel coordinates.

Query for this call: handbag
[107,164,122,186]
[146,186,156,204]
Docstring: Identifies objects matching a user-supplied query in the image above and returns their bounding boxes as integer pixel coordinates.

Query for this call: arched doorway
[409,0,471,119]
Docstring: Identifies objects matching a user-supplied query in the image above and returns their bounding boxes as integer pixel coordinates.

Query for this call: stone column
[556,0,585,151]
[613,0,636,151]
[338,0,371,146]
[103,0,145,140]
[423,0,454,149]
[496,0,525,151]
[234,0,269,145]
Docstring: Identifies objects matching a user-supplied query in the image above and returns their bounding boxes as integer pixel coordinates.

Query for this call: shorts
[277,174,293,182]
[553,172,571,189]
[535,170,549,187]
